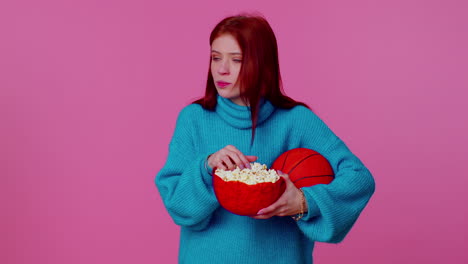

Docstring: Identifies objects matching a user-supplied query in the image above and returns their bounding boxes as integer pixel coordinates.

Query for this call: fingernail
[257,210,264,215]
[239,164,244,169]
[245,163,251,169]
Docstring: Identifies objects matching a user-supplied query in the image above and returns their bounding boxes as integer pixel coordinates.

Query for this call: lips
[216,81,231,87]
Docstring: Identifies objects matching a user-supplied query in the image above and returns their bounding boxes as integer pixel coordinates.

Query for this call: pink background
[1,0,467,263]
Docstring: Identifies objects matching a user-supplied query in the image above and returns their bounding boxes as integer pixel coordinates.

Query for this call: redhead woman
[156,14,375,264]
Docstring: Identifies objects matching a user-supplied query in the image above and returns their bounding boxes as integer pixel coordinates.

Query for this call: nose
[218,60,230,75]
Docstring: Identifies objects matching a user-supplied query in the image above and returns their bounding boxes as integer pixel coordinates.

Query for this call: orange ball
[271,148,334,188]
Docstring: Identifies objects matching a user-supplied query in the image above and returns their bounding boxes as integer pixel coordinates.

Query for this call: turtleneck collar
[215,94,275,129]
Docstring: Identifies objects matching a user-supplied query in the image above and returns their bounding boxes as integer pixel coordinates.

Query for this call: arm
[296,108,376,243]
[155,106,219,231]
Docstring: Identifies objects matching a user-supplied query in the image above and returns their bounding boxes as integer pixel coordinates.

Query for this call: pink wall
[1,0,467,263]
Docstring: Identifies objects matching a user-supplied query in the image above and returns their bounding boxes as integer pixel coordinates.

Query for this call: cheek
[233,67,241,80]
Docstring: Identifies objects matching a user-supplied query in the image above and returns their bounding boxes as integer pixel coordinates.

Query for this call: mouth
[216,81,231,88]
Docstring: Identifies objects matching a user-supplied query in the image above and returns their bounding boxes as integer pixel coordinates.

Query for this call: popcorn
[214,162,280,185]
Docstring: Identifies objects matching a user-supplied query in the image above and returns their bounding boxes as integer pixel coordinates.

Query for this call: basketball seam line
[281,151,290,172]
[292,174,335,183]
[287,154,319,175]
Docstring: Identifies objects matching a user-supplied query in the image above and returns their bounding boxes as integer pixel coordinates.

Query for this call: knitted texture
[155,95,375,264]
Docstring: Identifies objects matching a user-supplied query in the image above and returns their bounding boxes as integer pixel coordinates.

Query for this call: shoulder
[169,104,206,141]
[178,103,202,116]
[178,103,207,118]
[175,103,209,126]
[289,105,313,115]
[280,104,338,143]
[277,105,323,124]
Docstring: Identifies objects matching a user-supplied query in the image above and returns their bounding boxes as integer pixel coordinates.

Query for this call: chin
[217,90,232,98]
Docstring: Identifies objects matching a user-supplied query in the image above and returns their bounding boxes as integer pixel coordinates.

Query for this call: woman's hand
[208,145,257,171]
[251,171,306,219]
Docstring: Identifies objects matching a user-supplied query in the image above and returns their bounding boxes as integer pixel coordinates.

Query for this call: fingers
[223,145,255,170]
[209,145,260,173]
[215,162,227,171]
[226,152,245,170]
[246,155,258,162]
[210,147,235,171]
[221,156,235,170]
[253,200,293,219]
[278,171,295,188]
[252,188,289,220]
[251,172,299,220]
[251,200,285,219]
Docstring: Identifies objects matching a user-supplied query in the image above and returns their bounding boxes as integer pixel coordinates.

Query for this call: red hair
[192,14,310,145]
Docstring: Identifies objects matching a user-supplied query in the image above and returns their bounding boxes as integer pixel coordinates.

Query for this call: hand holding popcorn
[208,145,257,171]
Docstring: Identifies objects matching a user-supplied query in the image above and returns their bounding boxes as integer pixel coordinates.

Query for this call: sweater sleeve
[295,107,376,243]
[155,106,220,231]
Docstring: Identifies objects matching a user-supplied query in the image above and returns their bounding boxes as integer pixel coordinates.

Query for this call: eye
[233,59,242,63]
[211,56,221,61]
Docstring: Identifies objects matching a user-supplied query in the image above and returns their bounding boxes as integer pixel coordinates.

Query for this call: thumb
[277,171,293,184]
[246,155,258,162]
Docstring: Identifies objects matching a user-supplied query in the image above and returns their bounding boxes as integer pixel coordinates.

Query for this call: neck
[215,94,275,129]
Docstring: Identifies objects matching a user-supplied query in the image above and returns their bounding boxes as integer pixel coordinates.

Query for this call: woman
[155,14,375,264]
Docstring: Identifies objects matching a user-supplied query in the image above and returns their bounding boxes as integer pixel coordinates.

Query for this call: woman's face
[210,34,246,106]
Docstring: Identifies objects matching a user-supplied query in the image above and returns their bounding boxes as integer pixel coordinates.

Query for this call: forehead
[211,34,242,54]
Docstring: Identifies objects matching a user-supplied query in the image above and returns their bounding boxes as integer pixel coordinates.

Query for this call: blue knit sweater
[155,95,375,264]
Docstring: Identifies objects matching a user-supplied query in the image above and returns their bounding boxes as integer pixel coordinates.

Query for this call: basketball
[271,148,335,188]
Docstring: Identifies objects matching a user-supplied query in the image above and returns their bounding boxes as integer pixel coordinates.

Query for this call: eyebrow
[211,50,242,55]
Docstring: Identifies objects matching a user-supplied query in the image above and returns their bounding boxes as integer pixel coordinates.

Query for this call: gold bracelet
[292,189,305,221]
